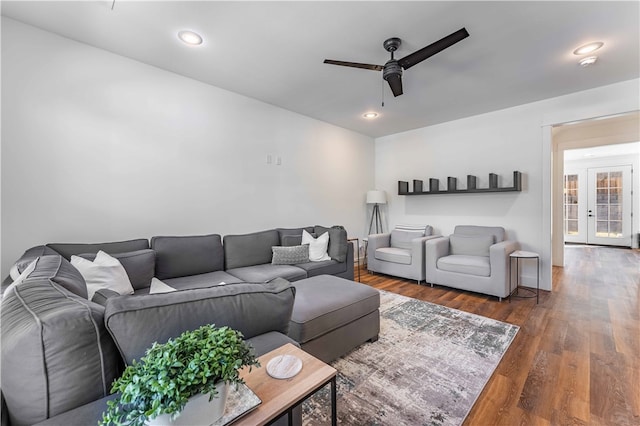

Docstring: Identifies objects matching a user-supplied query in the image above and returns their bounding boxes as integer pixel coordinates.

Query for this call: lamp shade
[366,190,387,204]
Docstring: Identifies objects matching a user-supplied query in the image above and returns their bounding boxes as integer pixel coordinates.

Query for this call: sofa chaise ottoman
[289,275,380,363]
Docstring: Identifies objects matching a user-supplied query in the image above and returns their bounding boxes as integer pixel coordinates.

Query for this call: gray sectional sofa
[1,225,379,426]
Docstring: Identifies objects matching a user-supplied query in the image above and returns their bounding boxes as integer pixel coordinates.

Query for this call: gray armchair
[424,225,519,300]
[367,225,438,283]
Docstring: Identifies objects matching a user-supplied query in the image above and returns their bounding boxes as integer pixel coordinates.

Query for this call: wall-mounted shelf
[398,171,522,195]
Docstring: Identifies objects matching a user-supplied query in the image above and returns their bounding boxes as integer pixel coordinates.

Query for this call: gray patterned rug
[302,290,519,426]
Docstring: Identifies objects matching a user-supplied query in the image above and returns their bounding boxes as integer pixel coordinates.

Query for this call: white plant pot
[147,381,229,426]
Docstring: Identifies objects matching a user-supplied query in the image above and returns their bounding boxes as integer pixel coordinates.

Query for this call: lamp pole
[368,203,383,235]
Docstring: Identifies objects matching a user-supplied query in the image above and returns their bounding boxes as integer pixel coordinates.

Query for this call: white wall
[1,18,375,276]
[375,79,640,291]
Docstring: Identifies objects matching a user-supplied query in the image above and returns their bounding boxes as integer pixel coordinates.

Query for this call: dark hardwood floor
[358,245,639,425]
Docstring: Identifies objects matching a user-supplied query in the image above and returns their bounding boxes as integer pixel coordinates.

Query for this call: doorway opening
[551,111,640,267]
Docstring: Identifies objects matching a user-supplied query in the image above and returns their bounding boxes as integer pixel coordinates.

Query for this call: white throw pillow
[149,277,177,294]
[71,250,135,300]
[302,230,331,262]
[3,258,38,299]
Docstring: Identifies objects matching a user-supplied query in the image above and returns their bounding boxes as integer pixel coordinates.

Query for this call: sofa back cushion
[104,279,295,364]
[224,229,280,269]
[314,225,349,262]
[449,234,494,257]
[277,227,315,246]
[453,225,505,243]
[151,234,224,280]
[77,249,155,290]
[47,238,149,260]
[1,255,121,426]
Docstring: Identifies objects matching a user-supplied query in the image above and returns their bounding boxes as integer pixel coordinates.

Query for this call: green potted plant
[100,324,260,426]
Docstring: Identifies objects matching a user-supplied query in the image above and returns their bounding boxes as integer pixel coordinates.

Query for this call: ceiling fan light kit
[324,28,470,98]
[573,41,604,55]
[579,56,598,67]
[178,30,203,46]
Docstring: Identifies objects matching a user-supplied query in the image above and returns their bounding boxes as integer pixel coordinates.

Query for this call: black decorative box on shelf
[398,171,522,195]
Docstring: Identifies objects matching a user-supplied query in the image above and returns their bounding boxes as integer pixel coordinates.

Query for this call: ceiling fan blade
[323,59,384,71]
[386,73,403,97]
[398,28,469,70]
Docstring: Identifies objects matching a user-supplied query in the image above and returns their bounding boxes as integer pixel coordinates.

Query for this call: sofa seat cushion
[374,247,412,265]
[290,275,380,344]
[1,255,120,426]
[295,259,346,277]
[246,331,300,357]
[437,255,491,277]
[163,271,243,291]
[226,264,307,283]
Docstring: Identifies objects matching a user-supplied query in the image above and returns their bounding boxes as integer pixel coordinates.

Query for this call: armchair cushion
[449,234,494,257]
[437,255,491,276]
[390,224,432,249]
[374,247,412,265]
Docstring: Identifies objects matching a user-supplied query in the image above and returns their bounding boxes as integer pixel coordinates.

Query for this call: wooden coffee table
[233,343,337,426]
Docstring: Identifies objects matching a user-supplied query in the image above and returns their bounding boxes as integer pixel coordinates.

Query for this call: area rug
[302,290,519,426]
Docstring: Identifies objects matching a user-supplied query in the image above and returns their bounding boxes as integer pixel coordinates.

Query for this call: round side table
[509,250,539,304]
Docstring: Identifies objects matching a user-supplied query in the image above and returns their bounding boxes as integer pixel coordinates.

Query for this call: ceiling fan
[324,28,469,97]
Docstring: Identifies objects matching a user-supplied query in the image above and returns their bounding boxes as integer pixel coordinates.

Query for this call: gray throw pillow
[449,234,494,257]
[272,245,310,265]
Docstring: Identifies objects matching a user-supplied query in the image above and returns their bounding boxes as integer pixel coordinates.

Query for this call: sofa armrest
[411,234,441,255]
[91,289,120,306]
[367,233,391,259]
[489,240,519,272]
[104,279,296,365]
[425,237,450,260]
[489,240,519,261]
[489,240,520,296]
[424,236,450,278]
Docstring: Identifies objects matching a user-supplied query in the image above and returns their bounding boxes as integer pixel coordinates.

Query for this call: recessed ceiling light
[579,56,598,67]
[363,112,378,119]
[573,42,603,55]
[178,30,203,46]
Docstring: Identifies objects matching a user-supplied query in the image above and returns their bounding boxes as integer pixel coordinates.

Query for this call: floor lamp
[366,190,387,235]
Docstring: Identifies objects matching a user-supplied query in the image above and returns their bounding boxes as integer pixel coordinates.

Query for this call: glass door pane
[587,166,632,246]
[563,174,579,236]
[595,171,623,238]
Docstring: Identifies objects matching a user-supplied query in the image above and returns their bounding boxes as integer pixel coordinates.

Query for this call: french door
[564,165,633,246]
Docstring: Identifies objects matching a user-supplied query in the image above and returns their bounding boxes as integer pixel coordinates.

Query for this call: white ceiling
[2,1,639,138]
[564,141,640,161]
